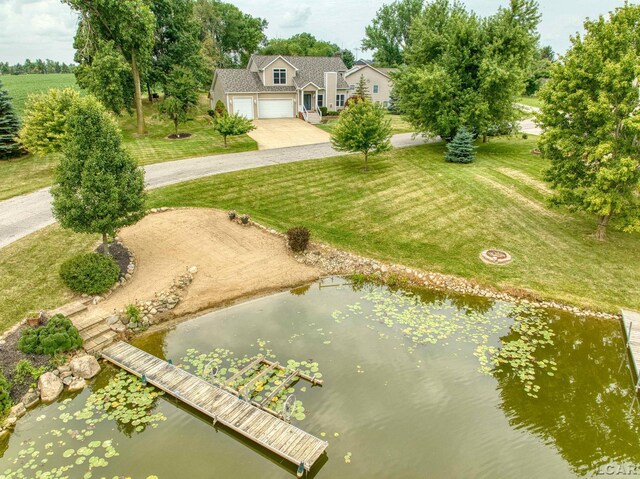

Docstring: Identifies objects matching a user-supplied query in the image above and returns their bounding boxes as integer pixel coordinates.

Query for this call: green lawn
[316,113,414,135]
[0,75,257,200]
[2,138,637,333]
[0,74,79,117]
[0,225,96,332]
[517,96,542,109]
[146,137,639,313]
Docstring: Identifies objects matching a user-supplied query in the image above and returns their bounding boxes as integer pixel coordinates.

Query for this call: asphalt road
[0,133,430,249]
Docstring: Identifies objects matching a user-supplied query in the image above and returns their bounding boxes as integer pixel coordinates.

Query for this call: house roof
[251,55,351,90]
[213,69,295,93]
[345,64,397,80]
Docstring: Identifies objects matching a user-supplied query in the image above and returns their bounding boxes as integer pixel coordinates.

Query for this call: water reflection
[494,311,640,476]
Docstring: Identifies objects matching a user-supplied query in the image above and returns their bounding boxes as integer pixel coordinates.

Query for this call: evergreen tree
[355,74,370,98]
[445,127,476,164]
[52,96,146,253]
[0,81,21,160]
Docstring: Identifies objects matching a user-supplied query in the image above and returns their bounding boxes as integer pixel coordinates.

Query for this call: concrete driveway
[248,119,330,150]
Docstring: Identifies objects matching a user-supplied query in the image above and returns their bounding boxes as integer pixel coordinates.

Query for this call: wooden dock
[101,342,328,472]
[622,310,640,386]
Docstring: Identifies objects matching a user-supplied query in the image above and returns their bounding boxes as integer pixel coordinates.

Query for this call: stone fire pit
[480,249,513,265]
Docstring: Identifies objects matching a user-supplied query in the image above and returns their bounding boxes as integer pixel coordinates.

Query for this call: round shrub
[60,253,120,295]
[18,314,83,356]
[0,372,12,417]
[287,227,311,252]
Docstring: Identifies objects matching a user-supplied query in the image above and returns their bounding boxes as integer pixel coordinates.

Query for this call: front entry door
[303,93,312,111]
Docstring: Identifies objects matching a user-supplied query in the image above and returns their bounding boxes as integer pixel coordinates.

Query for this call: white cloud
[0,0,78,63]
[0,0,632,64]
[279,5,311,29]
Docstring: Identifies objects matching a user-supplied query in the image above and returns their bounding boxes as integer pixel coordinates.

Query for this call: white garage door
[232,97,254,119]
[258,99,294,119]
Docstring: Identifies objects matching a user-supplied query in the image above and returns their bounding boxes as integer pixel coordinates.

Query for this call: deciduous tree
[260,33,353,67]
[19,88,81,155]
[65,0,156,134]
[51,96,146,253]
[331,100,392,171]
[394,0,540,140]
[159,67,198,134]
[194,0,267,68]
[149,0,205,91]
[362,0,424,66]
[212,113,255,147]
[539,3,640,240]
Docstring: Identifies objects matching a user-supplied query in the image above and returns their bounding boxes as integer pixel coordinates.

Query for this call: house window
[336,94,346,107]
[349,84,356,91]
[373,85,379,94]
[273,68,286,85]
[318,94,324,107]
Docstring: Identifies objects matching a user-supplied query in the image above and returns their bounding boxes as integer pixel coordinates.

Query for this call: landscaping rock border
[249,217,619,321]
[0,351,95,437]
[112,267,196,333]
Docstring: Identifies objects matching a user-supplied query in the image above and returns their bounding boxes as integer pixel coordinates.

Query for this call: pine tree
[445,127,476,164]
[355,74,370,98]
[0,80,21,160]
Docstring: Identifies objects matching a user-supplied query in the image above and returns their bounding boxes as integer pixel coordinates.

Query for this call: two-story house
[344,63,396,108]
[209,55,350,121]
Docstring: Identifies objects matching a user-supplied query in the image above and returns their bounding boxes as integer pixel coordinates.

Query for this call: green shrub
[325,110,339,116]
[286,227,311,252]
[214,99,227,117]
[59,253,120,295]
[320,106,328,116]
[13,359,47,387]
[18,314,83,356]
[0,372,12,418]
[125,304,140,324]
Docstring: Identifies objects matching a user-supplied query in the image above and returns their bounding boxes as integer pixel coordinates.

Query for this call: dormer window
[273,68,287,84]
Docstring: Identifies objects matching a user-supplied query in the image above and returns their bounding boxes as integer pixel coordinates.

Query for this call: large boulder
[38,372,63,402]
[9,402,26,419]
[67,377,86,392]
[70,355,101,379]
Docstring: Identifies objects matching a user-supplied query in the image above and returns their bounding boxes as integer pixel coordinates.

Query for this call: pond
[1,277,639,478]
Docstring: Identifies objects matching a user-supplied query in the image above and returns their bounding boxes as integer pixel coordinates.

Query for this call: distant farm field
[0,73,79,116]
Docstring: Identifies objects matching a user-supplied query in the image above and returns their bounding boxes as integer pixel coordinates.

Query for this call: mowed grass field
[1,137,638,330]
[0,74,257,200]
[146,138,639,313]
[0,73,79,116]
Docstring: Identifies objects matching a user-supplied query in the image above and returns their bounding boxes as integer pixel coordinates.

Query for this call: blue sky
[0,0,632,64]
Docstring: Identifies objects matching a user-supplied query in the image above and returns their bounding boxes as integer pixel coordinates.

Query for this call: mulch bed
[166,133,192,140]
[0,325,52,403]
[95,242,131,279]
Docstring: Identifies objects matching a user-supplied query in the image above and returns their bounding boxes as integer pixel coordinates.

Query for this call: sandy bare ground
[91,208,320,318]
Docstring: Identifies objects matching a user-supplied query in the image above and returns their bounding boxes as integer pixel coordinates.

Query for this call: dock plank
[622,310,640,383]
[101,341,328,471]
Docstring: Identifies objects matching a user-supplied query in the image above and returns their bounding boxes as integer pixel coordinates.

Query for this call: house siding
[210,76,227,111]
[263,58,295,87]
[325,72,337,110]
[345,66,394,105]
